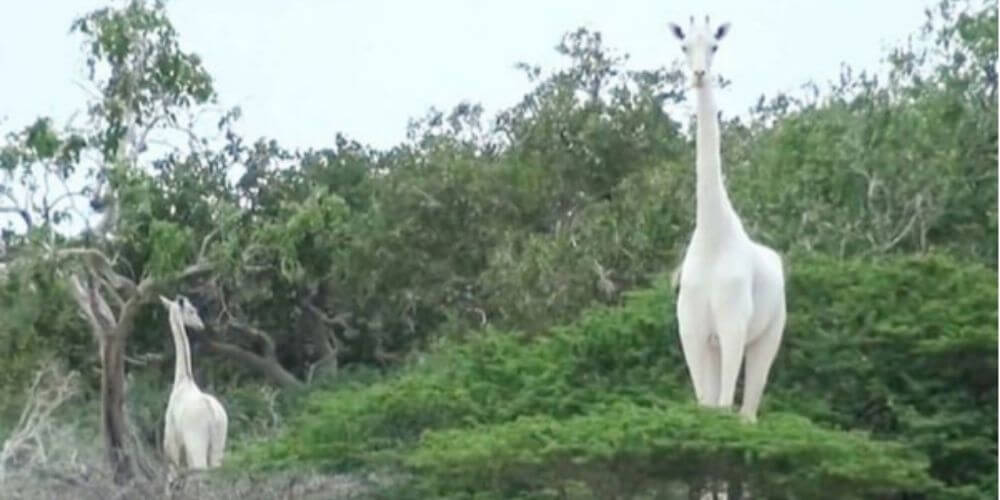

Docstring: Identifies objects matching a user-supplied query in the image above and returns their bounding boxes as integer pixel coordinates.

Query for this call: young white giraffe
[159,295,228,486]
[669,17,787,424]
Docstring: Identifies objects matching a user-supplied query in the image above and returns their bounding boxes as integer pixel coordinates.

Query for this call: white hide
[159,295,228,483]
[669,17,787,423]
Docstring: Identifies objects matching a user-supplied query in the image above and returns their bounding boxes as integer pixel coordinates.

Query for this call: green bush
[247,269,682,464]
[769,252,998,496]
[246,253,996,498]
[0,261,90,422]
[404,403,938,499]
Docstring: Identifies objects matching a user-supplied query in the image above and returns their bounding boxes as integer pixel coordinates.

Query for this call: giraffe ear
[159,295,170,306]
[714,22,731,40]
[668,23,685,40]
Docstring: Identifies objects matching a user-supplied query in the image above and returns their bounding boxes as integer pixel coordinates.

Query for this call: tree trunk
[101,334,133,484]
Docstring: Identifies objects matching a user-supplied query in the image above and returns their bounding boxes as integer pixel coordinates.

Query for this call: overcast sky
[2,0,939,149]
[1,0,939,233]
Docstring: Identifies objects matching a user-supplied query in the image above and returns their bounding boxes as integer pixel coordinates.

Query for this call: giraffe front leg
[163,421,182,496]
[710,280,753,410]
[677,289,716,406]
[715,321,746,410]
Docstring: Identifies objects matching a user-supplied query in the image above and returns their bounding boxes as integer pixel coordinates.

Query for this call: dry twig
[0,361,80,481]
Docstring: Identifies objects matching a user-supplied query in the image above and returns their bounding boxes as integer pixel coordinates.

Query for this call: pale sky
[1,0,938,233]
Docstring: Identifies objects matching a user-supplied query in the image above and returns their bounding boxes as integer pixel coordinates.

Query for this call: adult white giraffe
[159,295,228,487]
[669,17,787,424]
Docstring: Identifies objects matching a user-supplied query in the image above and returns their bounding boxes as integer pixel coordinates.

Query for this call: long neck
[168,307,194,387]
[694,82,738,237]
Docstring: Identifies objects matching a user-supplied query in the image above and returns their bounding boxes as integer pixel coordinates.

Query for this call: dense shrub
[249,253,997,498]
[769,252,998,497]
[404,403,938,499]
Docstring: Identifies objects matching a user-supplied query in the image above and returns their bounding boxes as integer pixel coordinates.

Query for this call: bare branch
[306,359,329,385]
[71,79,102,101]
[592,258,617,299]
[111,294,148,343]
[301,302,351,358]
[0,361,79,480]
[198,228,219,261]
[295,299,353,383]
[98,259,211,344]
[84,271,116,340]
[55,248,137,293]
[238,243,271,273]
[468,306,488,327]
[1,188,26,209]
[264,387,280,428]
[124,352,165,367]
[227,319,279,359]
[67,274,115,342]
[55,177,91,225]
[880,210,920,252]
[133,260,214,300]
[134,114,166,157]
[55,247,112,267]
[0,206,32,230]
[96,275,126,312]
[45,189,88,214]
[373,336,401,367]
[203,339,303,389]
[58,226,216,345]
[303,302,354,333]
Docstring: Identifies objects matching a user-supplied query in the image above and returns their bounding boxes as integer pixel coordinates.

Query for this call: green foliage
[8,0,990,393]
[405,404,938,499]
[244,279,678,469]
[768,252,998,496]
[216,384,285,446]
[0,119,91,233]
[145,219,194,278]
[723,0,997,265]
[70,0,216,160]
[24,118,62,160]
[0,262,90,416]
[0,0,995,497]
[249,253,997,498]
[478,160,694,330]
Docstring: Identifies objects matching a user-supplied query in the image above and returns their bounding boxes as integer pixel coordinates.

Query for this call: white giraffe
[669,17,787,424]
[159,295,228,486]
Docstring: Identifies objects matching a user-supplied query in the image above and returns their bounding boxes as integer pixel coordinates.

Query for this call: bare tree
[58,232,214,484]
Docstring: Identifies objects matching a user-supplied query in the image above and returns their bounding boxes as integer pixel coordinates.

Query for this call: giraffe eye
[682,46,689,53]
[711,45,719,53]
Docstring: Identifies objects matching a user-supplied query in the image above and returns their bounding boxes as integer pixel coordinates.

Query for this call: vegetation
[250,254,996,499]
[0,0,995,498]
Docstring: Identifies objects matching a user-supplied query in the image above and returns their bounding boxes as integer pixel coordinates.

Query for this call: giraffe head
[668,16,731,88]
[159,294,205,331]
